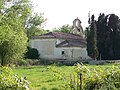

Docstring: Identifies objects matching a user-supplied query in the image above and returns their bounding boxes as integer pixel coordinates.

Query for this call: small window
[61,51,65,55]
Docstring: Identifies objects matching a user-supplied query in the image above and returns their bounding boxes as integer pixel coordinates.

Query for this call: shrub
[83,66,120,90]
[73,64,120,90]
[25,47,40,59]
[17,59,28,66]
[0,66,30,90]
[16,59,41,66]
[32,59,41,65]
[52,63,120,90]
[26,59,34,65]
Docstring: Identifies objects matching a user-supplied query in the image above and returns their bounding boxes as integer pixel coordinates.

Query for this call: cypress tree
[108,14,120,59]
[97,14,111,59]
[97,13,120,60]
[87,15,98,60]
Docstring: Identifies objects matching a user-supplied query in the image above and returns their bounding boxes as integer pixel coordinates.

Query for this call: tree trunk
[80,73,82,90]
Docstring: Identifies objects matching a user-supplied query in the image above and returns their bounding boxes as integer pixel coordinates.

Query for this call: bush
[25,47,40,59]
[32,59,41,65]
[26,59,34,65]
[0,66,30,90]
[16,59,41,66]
[73,64,120,90]
[52,64,120,90]
[17,59,28,66]
[82,65,120,90]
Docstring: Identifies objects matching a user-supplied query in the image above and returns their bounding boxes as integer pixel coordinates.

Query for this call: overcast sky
[31,0,120,30]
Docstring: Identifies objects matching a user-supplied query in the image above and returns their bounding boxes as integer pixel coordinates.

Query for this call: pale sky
[31,0,120,30]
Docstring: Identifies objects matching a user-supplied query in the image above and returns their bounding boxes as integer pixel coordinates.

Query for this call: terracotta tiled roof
[32,32,84,40]
[56,40,86,48]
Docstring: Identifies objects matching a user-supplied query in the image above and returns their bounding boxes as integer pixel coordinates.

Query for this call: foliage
[25,13,48,40]
[17,59,28,66]
[0,0,30,65]
[53,24,72,33]
[0,66,30,90]
[87,15,98,60]
[87,13,120,60]
[25,47,40,59]
[47,63,120,90]
[83,64,120,90]
[96,13,120,59]
[13,64,120,90]
[16,59,39,66]
[63,63,120,90]
[0,0,47,65]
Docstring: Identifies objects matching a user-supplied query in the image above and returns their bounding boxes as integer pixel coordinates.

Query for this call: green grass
[13,65,74,90]
[13,64,120,90]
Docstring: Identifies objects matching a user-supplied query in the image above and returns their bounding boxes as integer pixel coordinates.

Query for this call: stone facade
[71,17,84,37]
[30,38,90,60]
[30,31,90,60]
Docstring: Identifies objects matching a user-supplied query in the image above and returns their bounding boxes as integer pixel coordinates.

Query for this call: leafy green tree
[25,13,48,40]
[87,15,98,60]
[0,0,30,65]
[53,24,72,33]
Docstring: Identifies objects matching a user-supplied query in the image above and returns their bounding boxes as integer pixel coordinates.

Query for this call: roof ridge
[65,40,73,46]
[32,32,85,40]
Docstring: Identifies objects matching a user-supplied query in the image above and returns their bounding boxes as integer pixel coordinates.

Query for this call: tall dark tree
[87,15,98,60]
[108,14,120,59]
[97,13,120,60]
[97,14,111,59]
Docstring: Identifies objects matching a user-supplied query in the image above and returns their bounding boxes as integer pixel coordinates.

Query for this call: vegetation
[87,15,98,60]
[53,24,72,33]
[25,47,40,59]
[0,66,30,90]
[13,64,120,90]
[25,13,48,40]
[0,0,47,65]
[68,63,120,90]
[1,0,120,90]
[87,13,120,60]
[13,65,74,90]
[97,13,120,60]
[0,0,30,65]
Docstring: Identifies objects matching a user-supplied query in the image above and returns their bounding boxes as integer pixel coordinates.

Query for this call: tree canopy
[87,13,120,60]
[87,15,98,60]
[97,13,120,60]
[53,24,72,33]
[25,13,48,40]
[0,0,31,65]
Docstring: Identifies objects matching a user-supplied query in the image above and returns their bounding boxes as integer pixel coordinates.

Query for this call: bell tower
[71,17,84,37]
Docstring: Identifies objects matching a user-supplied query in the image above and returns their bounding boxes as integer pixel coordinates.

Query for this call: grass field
[13,65,75,90]
[13,64,120,90]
